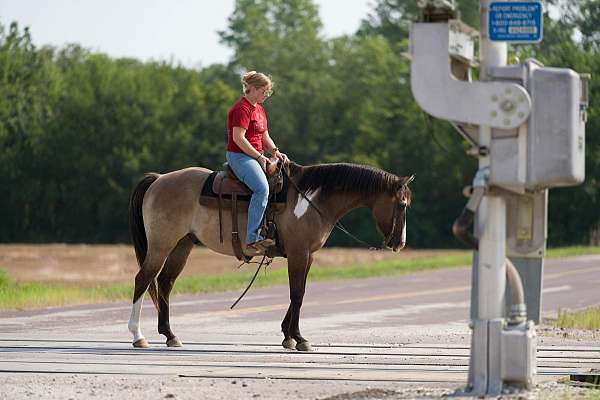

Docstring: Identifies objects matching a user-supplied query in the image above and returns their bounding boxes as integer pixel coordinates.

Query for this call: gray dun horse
[128,162,413,351]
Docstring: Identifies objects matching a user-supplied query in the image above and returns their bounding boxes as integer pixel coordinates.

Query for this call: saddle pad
[199,170,289,203]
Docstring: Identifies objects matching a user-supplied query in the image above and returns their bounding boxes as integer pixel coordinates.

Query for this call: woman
[226,71,288,251]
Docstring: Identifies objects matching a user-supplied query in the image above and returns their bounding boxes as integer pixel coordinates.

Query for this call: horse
[127,162,414,351]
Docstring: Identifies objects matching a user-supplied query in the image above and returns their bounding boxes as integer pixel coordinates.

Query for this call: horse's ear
[402,174,415,186]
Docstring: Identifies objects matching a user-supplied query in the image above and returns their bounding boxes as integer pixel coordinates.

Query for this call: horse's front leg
[282,252,313,351]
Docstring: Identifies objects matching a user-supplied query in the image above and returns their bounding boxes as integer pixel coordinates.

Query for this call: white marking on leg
[128,295,145,342]
[294,189,319,219]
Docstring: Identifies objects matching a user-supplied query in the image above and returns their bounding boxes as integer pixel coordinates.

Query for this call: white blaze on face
[401,214,407,244]
[293,189,319,219]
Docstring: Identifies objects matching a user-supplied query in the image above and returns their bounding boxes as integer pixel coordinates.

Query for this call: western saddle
[199,162,286,261]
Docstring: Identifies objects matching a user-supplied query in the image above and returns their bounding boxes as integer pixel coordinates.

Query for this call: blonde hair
[241,71,272,94]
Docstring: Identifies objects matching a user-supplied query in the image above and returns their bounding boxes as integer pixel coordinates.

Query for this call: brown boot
[247,238,275,252]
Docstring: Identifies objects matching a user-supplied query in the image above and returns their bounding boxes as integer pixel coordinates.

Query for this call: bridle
[384,198,407,249]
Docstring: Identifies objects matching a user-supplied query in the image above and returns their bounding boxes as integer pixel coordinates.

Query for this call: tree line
[1,0,598,247]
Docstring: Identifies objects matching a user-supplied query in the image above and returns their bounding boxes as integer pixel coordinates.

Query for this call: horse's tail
[128,172,160,308]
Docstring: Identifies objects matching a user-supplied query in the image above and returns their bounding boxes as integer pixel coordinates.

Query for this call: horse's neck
[320,190,372,224]
[288,164,374,223]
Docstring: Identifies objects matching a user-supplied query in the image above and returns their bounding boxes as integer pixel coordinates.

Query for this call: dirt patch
[537,324,600,342]
[0,244,460,287]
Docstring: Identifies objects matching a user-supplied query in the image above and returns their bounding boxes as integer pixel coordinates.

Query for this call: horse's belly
[192,205,249,257]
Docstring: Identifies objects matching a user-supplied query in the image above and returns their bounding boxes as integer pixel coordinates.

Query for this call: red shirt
[227,96,268,154]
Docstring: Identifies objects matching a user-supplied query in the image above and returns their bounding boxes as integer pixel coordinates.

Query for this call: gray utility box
[488,59,588,190]
[501,321,536,389]
[528,67,586,188]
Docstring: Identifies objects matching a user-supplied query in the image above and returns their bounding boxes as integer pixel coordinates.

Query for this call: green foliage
[0,0,598,247]
[0,269,14,287]
[357,0,479,47]
[0,21,237,242]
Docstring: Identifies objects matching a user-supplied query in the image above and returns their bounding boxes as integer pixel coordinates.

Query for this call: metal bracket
[410,23,532,129]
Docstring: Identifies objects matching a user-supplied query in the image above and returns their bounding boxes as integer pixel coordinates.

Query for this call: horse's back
[148,167,212,196]
[142,167,212,236]
[160,166,212,182]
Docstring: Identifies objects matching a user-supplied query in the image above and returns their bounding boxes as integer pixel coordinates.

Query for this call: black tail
[128,173,161,308]
[129,173,160,267]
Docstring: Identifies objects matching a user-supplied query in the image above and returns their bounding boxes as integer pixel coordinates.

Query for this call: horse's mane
[291,162,411,202]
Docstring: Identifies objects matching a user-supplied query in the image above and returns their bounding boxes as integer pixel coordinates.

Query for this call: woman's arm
[263,130,288,163]
[263,130,277,154]
[233,126,268,169]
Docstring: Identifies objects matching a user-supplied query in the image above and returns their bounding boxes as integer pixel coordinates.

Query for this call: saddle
[199,162,287,261]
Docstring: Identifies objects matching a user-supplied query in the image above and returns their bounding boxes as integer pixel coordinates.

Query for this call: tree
[0,0,597,247]
[357,0,479,46]
[219,0,338,163]
[0,22,61,241]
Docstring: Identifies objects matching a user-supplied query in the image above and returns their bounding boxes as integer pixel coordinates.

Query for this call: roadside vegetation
[1,246,598,311]
[555,306,600,330]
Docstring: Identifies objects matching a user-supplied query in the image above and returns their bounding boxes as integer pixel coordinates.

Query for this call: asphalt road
[1,255,599,399]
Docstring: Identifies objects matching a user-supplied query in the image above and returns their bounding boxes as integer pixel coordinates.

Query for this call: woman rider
[226,71,288,252]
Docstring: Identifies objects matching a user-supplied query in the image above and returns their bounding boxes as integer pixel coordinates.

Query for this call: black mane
[291,162,405,197]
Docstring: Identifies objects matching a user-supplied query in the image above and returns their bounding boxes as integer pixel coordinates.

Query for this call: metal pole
[467,0,508,395]
[477,0,507,324]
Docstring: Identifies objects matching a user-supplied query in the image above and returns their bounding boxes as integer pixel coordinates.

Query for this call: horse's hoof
[166,337,183,347]
[282,338,296,350]
[133,338,149,348]
[296,341,313,352]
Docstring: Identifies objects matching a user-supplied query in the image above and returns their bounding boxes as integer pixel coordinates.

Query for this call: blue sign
[489,1,543,42]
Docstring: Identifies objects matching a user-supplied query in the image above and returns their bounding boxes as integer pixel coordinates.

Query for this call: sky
[0,0,374,69]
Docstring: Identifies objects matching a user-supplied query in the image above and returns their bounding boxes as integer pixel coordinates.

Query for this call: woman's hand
[273,150,289,165]
[257,154,270,172]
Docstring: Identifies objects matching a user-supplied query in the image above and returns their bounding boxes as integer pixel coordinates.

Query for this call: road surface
[1,255,599,399]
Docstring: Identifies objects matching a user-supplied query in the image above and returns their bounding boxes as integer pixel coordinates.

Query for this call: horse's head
[373,174,414,252]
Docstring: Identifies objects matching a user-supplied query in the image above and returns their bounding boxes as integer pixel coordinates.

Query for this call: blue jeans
[226,151,269,244]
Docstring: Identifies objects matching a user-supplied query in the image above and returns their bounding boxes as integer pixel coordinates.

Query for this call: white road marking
[542,285,571,294]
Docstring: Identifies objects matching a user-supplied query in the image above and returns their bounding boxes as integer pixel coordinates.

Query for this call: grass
[547,246,600,258]
[0,246,599,311]
[0,269,131,311]
[555,306,600,330]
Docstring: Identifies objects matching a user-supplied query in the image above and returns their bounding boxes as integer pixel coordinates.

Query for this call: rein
[230,163,283,309]
[231,162,403,309]
[230,255,272,309]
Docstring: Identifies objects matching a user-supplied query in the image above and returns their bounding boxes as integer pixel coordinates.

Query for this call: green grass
[1,246,598,311]
[0,278,131,311]
[555,306,600,330]
[547,246,600,258]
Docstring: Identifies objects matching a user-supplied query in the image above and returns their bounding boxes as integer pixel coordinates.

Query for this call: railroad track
[1,339,597,383]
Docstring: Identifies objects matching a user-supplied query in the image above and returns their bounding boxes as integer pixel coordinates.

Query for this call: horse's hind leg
[157,235,195,347]
[128,242,174,348]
